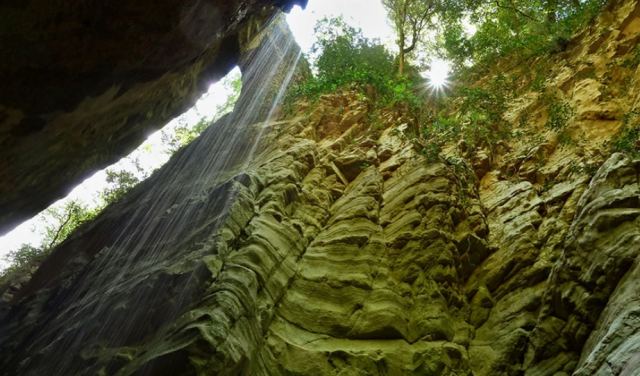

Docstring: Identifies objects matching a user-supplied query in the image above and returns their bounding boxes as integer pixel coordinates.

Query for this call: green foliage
[457,76,511,145]
[102,169,142,205]
[162,71,242,152]
[530,67,548,92]
[2,245,47,277]
[1,166,145,281]
[441,0,607,69]
[42,201,97,249]
[543,94,573,130]
[420,140,443,162]
[611,110,640,157]
[445,154,475,205]
[622,45,640,69]
[162,119,211,153]
[557,130,573,145]
[286,17,422,110]
[1,200,98,282]
[418,115,457,161]
[415,75,512,159]
[219,73,243,114]
[382,0,440,74]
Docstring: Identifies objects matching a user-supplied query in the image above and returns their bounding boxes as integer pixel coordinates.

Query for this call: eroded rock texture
[2,84,638,374]
[0,0,306,234]
[468,154,640,375]
[0,86,484,374]
[2,0,640,375]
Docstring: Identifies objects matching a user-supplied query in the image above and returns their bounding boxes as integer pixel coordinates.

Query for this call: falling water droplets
[9,16,303,376]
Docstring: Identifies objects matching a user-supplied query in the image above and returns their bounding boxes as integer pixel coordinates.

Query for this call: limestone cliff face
[1,1,640,375]
[0,87,487,375]
[0,0,306,234]
[459,1,640,373]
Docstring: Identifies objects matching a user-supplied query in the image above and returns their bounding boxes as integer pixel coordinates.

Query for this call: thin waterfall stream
[1,17,302,376]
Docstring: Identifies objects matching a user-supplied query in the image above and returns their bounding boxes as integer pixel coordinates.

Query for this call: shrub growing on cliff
[286,17,422,109]
[416,74,512,159]
[1,245,45,278]
[544,95,573,131]
[41,201,98,249]
[0,200,96,284]
[611,110,640,157]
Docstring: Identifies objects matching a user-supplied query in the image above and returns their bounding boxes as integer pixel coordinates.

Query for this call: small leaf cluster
[611,110,640,157]
[543,94,574,131]
[162,118,212,153]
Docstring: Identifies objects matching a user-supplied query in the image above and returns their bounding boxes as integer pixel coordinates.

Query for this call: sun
[423,58,451,92]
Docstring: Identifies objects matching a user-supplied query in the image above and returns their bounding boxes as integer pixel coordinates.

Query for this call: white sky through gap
[0,68,241,269]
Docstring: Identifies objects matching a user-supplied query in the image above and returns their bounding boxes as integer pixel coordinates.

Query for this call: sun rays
[424,58,451,93]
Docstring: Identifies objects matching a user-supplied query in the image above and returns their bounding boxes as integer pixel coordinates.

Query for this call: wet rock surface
[0,0,306,234]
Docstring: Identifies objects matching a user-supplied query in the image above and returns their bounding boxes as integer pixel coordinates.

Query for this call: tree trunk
[398,31,405,75]
[546,0,558,23]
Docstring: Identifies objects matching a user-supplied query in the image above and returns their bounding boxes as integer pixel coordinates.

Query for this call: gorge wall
[1,0,640,375]
[0,0,306,234]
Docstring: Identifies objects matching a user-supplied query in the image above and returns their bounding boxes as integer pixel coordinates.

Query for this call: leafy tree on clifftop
[383,0,438,75]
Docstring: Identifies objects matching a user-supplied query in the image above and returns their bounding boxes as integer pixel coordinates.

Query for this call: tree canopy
[438,0,607,70]
[378,0,608,76]
[286,17,421,108]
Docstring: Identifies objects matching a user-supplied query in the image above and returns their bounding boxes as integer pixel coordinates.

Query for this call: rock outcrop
[0,0,306,234]
[0,85,486,374]
[1,84,638,374]
[1,0,640,375]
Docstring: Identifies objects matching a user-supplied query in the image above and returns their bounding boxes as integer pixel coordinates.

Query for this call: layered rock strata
[2,87,638,375]
[2,0,640,374]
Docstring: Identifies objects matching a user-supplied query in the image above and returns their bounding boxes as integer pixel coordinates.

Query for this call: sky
[0,0,451,270]
[286,0,395,52]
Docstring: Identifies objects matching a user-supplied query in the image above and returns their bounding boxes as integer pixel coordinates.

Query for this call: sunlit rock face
[2,0,640,375]
[2,86,637,375]
[0,0,306,234]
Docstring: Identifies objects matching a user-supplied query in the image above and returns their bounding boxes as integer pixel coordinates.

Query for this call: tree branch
[403,2,435,54]
[495,0,538,21]
[47,210,74,249]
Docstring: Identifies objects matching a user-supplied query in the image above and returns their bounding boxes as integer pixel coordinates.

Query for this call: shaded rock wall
[0,0,306,234]
[0,14,307,375]
[1,0,640,375]
[457,1,640,372]
[467,153,639,375]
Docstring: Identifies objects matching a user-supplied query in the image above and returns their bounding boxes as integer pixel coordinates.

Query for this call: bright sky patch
[424,58,451,91]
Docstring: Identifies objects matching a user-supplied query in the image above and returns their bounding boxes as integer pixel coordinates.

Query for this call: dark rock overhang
[0,0,307,235]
